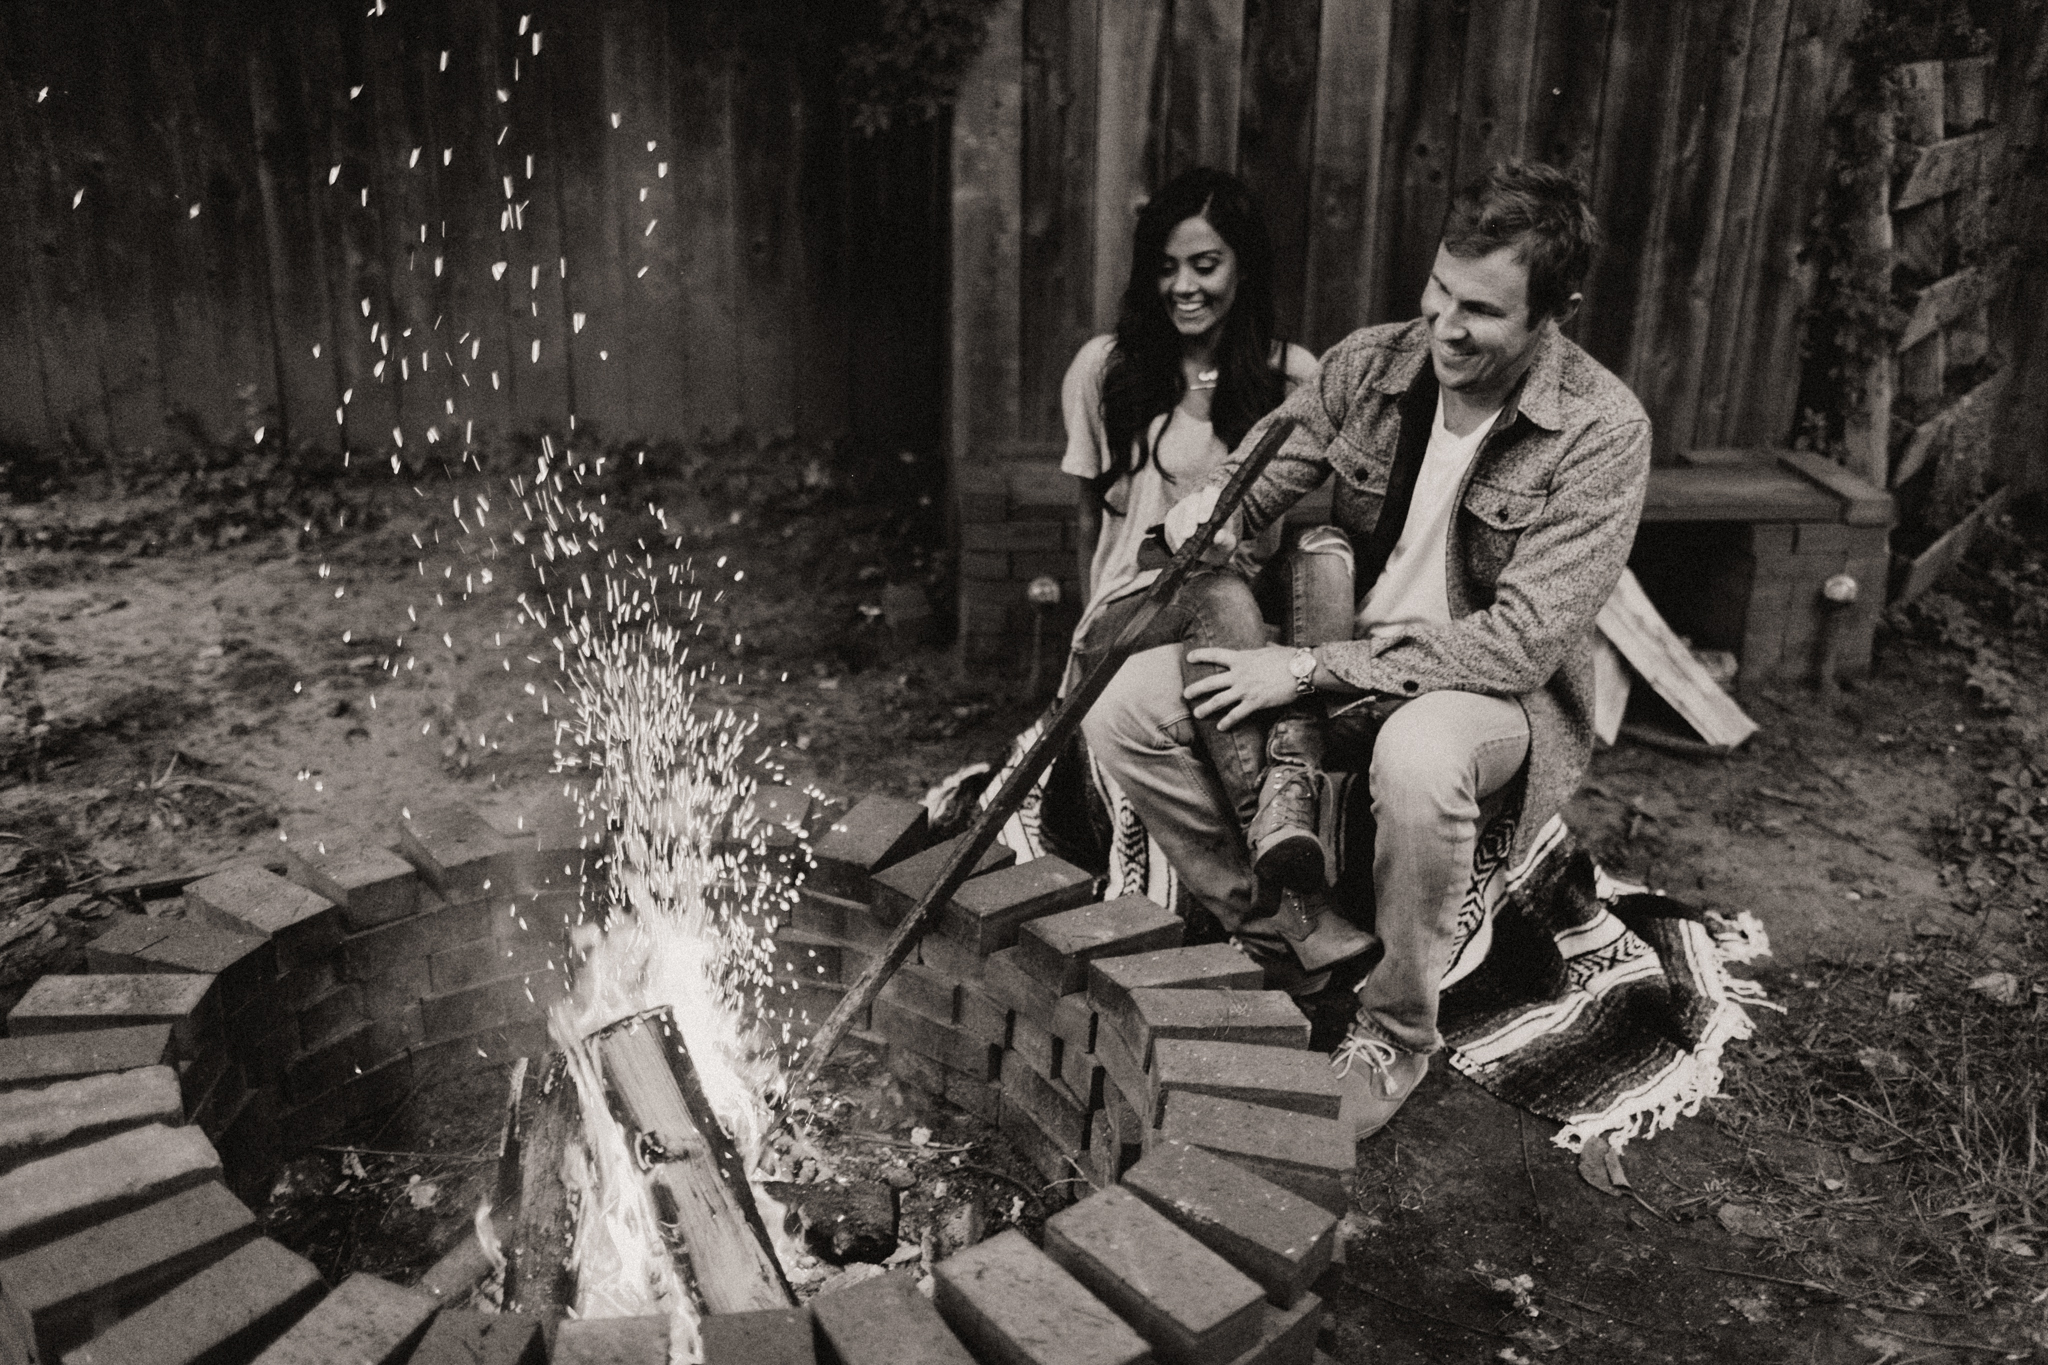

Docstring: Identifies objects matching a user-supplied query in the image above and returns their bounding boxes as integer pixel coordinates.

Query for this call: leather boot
[1247,715,1329,892]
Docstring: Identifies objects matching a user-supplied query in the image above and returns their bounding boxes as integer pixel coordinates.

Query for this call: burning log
[589,1008,793,1314]
[507,1056,580,1319]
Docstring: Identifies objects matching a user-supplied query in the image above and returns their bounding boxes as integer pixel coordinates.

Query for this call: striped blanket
[977,712,1776,1151]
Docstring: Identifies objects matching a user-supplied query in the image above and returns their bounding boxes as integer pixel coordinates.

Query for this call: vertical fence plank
[1454,0,1541,179]
[1090,0,1169,328]
[670,50,742,442]
[0,22,54,448]
[733,49,805,439]
[1020,0,1098,443]
[1380,0,1468,326]
[1526,0,1616,187]
[950,0,1025,466]
[1728,0,1865,449]
[794,67,848,449]
[1239,0,1322,344]
[1165,0,1246,176]
[1693,0,1795,446]
[1631,0,1759,462]
[1303,0,1393,344]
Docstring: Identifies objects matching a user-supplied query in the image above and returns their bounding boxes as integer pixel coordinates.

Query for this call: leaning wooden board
[1598,568,1759,751]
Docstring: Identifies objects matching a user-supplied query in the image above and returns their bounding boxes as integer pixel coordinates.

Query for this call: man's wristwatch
[1289,647,1317,696]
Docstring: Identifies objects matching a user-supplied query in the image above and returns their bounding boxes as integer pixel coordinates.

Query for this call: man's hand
[1184,644,1298,730]
[1161,486,1238,560]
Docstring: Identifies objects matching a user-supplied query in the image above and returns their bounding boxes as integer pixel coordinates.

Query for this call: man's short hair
[1441,161,1600,321]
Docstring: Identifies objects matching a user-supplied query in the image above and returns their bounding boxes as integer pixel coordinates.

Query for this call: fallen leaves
[1966,970,2023,1006]
[1715,1203,1778,1239]
[1576,1134,1631,1198]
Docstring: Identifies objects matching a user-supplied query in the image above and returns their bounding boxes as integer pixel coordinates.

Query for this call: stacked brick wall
[955,456,1086,670]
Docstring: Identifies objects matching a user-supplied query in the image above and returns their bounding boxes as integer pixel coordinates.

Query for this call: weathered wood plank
[1091,0,1169,328]
[1891,60,1945,145]
[1237,0,1322,343]
[1892,484,2012,608]
[1597,568,1759,751]
[671,51,743,441]
[1943,53,1991,133]
[547,7,631,440]
[1898,262,1998,350]
[0,28,54,446]
[1452,0,1540,179]
[1891,366,2009,489]
[734,52,805,438]
[507,1057,578,1320]
[1691,0,1795,448]
[1020,0,1099,442]
[952,0,1025,464]
[1301,0,1393,345]
[1165,0,1246,175]
[1380,0,1467,331]
[1525,0,1616,186]
[1892,127,2005,210]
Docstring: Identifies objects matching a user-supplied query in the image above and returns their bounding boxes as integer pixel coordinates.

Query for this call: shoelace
[1330,1030,1399,1082]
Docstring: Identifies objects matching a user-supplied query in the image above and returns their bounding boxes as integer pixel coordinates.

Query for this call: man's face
[1420,242,1551,405]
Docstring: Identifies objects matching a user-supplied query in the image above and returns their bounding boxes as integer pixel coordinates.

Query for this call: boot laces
[1331,1029,1400,1083]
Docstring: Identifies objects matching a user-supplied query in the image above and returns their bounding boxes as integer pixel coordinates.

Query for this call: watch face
[1291,650,1315,679]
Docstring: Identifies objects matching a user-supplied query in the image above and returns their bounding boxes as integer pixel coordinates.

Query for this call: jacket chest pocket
[1459,479,1546,590]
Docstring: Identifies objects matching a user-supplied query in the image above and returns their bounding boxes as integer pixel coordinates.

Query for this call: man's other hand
[1161,486,1238,560]
[1184,644,1297,730]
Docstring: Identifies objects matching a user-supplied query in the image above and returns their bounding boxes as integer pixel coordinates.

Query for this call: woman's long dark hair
[1096,168,1283,511]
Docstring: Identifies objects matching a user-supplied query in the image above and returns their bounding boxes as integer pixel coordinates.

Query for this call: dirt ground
[2,451,2043,1362]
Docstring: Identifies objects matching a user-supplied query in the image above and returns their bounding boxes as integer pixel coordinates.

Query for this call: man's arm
[1315,414,1652,698]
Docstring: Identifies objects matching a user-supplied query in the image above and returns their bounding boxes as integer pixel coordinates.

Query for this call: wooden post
[1841,103,1896,489]
[594,1010,793,1315]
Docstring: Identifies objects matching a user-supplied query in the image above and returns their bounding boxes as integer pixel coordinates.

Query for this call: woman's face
[1158,215,1237,342]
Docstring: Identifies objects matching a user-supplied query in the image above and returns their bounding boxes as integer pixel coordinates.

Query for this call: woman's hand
[1184,644,1298,730]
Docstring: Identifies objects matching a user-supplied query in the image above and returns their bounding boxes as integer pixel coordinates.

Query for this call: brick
[1000,1062,1089,1155]
[251,1272,437,1364]
[395,804,524,899]
[701,1308,815,1365]
[182,865,340,976]
[215,1088,284,1205]
[85,917,273,1015]
[1126,991,1308,1067]
[285,837,424,931]
[226,993,299,1087]
[983,948,1062,1031]
[1122,1141,1336,1308]
[1087,1098,1142,1187]
[1002,1091,1086,1193]
[429,930,564,995]
[56,1236,321,1365]
[188,1057,249,1138]
[296,984,366,1051]
[274,957,341,1012]
[884,1040,950,1096]
[1057,1044,1105,1111]
[1156,1093,1354,1216]
[915,930,986,983]
[808,796,929,899]
[0,1067,183,1169]
[878,963,958,1025]
[1147,1041,1343,1126]
[1052,992,1096,1056]
[0,1277,31,1365]
[809,1264,977,1365]
[6,976,218,1059]
[0,1027,174,1092]
[961,550,1009,580]
[0,1122,218,1252]
[956,984,1009,1048]
[944,1069,1002,1124]
[408,1311,547,1365]
[177,1042,235,1118]
[340,902,499,984]
[774,928,865,987]
[0,1183,256,1354]
[552,1314,670,1364]
[764,980,865,1045]
[408,1019,548,1084]
[870,837,1016,926]
[1222,1294,1320,1365]
[1009,1012,1061,1080]
[1088,944,1264,1024]
[936,857,1095,956]
[1044,1186,1266,1365]
[961,521,1063,552]
[275,1055,415,1151]
[1019,896,1183,996]
[284,1014,422,1106]
[792,888,852,938]
[871,998,996,1081]
[933,1228,1149,1365]
[1095,1021,1147,1116]
[733,787,814,850]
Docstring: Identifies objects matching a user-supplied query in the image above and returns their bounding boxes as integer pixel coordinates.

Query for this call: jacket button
[1401,679,1419,693]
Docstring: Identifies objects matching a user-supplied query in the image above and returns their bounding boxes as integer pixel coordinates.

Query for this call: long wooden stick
[794,417,1301,1089]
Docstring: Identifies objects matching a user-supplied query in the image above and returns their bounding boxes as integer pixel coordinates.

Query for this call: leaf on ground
[1885,989,1920,1013]
[1857,1047,1908,1079]
[1725,1292,1775,1324]
[1986,1230,2038,1257]
[1852,1332,1912,1363]
[1716,1203,1777,1239]
[1508,1326,1563,1354]
[1577,1134,1630,1197]
[406,1179,440,1209]
[884,1241,922,1265]
[1967,971,2024,1006]
[1847,1144,1902,1164]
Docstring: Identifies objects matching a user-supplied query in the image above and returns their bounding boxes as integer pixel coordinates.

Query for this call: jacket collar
[1374,317,1568,433]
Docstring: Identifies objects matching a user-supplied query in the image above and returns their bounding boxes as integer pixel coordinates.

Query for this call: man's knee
[1369,692,1514,819]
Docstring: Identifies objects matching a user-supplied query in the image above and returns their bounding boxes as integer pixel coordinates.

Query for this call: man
[1080,160,1651,1139]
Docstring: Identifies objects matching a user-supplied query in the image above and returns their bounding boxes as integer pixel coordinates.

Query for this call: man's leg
[1335,689,1529,1136]
[1082,643,1260,931]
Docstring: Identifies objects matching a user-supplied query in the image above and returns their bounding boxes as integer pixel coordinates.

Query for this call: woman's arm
[1074,478,1102,597]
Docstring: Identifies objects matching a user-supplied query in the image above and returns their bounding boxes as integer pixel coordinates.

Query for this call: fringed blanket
[976,711,1777,1151]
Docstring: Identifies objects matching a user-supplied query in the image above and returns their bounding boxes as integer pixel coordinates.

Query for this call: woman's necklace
[1188,367,1219,392]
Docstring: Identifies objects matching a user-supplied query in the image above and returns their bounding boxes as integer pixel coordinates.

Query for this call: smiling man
[1080,160,1651,1140]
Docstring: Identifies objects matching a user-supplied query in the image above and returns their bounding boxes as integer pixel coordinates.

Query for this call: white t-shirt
[1061,334,1316,628]
[1358,394,1500,639]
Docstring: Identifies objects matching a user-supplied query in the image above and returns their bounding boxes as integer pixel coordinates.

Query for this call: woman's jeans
[1078,527,1531,1054]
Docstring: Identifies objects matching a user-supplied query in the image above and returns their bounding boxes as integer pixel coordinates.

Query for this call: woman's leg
[1170,568,1275,839]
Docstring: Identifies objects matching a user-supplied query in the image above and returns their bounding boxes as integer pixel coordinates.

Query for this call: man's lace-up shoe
[1330,1028,1428,1140]
[1248,763,1327,892]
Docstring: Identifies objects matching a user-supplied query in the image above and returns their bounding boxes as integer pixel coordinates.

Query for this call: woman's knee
[1082,645,1187,755]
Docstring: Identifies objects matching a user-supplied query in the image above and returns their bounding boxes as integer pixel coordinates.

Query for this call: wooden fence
[0,0,947,463]
[949,0,1881,475]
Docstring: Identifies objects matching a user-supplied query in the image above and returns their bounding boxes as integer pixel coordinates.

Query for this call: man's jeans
[1081,613,1530,1056]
